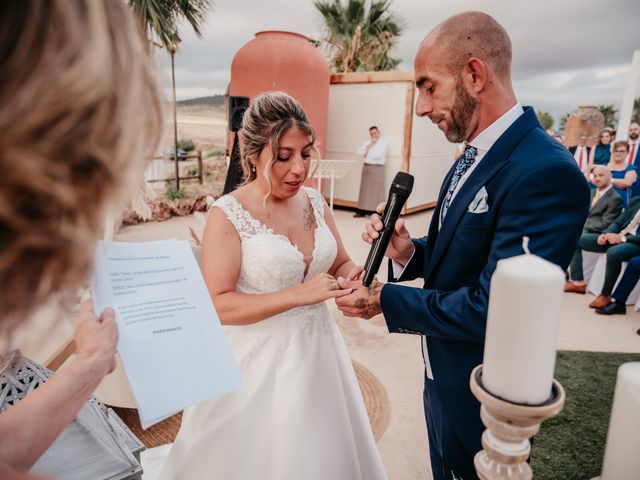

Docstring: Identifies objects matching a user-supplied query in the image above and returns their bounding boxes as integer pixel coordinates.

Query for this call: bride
[159,92,387,480]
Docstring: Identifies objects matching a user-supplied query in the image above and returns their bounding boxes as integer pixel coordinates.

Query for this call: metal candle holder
[469,365,565,480]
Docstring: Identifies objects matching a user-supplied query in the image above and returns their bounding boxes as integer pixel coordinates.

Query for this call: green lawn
[530,350,640,479]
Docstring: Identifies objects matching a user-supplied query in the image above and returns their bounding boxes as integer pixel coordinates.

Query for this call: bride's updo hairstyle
[238,92,319,197]
[0,0,163,336]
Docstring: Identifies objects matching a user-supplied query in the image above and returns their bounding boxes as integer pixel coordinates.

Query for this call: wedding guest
[159,92,387,480]
[582,166,622,233]
[596,256,640,315]
[0,1,162,478]
[588,129,613,169]
[566,197,640,308]
[608,141,636,207]
[568,134,591,174]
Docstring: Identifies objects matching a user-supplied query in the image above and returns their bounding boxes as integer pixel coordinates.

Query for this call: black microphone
[362,171,414,287]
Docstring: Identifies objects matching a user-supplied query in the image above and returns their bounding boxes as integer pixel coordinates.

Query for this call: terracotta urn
[229,31,330,157]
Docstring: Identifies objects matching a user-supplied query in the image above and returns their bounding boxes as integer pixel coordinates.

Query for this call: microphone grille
[392,171,414,191]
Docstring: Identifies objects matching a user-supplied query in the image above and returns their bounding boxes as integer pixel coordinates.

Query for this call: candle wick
[522,236,531,255]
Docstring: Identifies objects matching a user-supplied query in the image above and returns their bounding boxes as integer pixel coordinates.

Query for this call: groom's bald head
[420,12,512,82]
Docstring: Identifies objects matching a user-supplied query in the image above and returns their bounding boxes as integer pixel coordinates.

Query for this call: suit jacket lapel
[424,107,541,282]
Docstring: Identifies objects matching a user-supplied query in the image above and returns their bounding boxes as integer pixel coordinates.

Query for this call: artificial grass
[530,350,640,479]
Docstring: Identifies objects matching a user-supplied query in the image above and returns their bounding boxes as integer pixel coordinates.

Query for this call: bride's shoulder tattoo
[303,206,317,231]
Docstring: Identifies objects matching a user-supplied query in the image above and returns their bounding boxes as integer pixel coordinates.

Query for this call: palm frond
[314,0,403,72]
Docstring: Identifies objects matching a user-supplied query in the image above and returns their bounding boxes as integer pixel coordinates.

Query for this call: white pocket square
[467,186,489,214]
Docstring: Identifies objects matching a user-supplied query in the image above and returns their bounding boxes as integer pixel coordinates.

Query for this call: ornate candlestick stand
[469,365,565,480]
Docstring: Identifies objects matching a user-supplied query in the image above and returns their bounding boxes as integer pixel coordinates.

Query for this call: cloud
[160,0,639,123]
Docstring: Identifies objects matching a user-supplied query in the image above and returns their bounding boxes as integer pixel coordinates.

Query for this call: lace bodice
[213,187,337,295]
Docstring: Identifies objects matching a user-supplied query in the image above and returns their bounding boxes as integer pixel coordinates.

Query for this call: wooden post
[197,150,203,185]
[470,365,566,480]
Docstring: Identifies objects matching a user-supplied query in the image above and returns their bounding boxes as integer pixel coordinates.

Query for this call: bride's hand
[293,273,353,306]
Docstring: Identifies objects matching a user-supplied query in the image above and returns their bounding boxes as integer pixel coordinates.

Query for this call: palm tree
[597,104,618,129]
[128,0,212,50]
[632,97,640,124]
[314,0,404,73]
[128,0,212,191]
[558,113,570,133]
[536,110,554,130]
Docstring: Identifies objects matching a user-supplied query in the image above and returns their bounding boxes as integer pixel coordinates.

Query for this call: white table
[311,159,356,210]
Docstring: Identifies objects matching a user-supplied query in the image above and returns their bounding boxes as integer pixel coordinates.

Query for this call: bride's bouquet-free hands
[293,273,353,307]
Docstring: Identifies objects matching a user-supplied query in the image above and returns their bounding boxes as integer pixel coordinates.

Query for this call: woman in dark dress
[589,129,613,169]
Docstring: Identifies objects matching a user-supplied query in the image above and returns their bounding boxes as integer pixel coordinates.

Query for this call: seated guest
[566,196,640,308]
[0,1,162,478]
[568,134,591,175]
[596,255,640,315]
[608,141,636,207]
[588,129,613,169]
[582,166,623,233]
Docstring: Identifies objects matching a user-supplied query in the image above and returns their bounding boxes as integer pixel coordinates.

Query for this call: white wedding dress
[159,187,387,480]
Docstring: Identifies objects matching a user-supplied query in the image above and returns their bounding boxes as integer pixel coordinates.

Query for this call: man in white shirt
[354,126,389,217]
[568,134,591,174]
[628,122,639,167]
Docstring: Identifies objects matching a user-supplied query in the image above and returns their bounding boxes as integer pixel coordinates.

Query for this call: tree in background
[128,0,212,49]
[127,0,213,195]
[558,113,570,133]
[633,97,640,124]
[314,0,404,73]
[536,110,554,130]
[598,104,618,129]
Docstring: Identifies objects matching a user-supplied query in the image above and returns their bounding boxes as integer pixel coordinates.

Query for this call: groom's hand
[335,278,384,319]
[364,203,415,266]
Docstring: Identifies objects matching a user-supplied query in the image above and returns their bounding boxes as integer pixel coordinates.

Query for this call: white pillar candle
[601,362,640,480]
[482,248,565,405]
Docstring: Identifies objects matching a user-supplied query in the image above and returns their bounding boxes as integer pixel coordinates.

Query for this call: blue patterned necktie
[440,145,478,222]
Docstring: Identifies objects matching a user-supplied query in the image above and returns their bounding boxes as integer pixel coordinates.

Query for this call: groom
[336,11,590,480]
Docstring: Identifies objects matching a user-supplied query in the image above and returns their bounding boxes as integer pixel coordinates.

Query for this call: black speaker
[228,96,249,132]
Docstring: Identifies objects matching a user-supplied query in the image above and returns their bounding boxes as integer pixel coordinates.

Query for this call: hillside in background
[176,95,225,107]
[163,97,227,152]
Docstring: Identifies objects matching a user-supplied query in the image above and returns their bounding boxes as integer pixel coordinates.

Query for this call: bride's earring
[251,163,256,174]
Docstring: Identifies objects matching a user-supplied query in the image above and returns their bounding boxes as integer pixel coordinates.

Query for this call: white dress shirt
[573,145,589,172]
[393,102,525,278]
[357,137,389,165]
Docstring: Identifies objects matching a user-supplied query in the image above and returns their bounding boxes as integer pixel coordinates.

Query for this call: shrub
[165,181,186,200]
[178,138,196,152]
[204,147,224,159]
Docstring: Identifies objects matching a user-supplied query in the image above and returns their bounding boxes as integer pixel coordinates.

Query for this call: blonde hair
[238,92,319,204]
[0,0,163,335]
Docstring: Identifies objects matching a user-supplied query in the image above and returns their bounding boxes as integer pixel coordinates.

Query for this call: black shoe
[595,301,627,315]
[353,211,365,218]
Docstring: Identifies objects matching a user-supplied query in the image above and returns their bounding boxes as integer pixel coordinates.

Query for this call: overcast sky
[160,0,640,126]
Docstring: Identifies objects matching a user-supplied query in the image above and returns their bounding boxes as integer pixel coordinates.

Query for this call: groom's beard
[444,79,478,144]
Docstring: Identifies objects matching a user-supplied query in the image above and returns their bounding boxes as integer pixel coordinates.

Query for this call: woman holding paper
[160,92,387,480]
[0,1,162,478]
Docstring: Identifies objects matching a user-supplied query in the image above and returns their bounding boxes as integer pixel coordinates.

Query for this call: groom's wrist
[396,244,415,266]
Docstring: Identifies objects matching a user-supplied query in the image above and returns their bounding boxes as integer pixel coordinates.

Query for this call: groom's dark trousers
[379,108,590,479]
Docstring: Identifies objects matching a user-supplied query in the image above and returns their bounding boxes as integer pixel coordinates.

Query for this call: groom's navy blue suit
[379,107,590,478]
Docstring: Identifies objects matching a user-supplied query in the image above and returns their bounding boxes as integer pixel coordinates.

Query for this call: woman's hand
[293,273,353,307]
[74,299,118,375]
